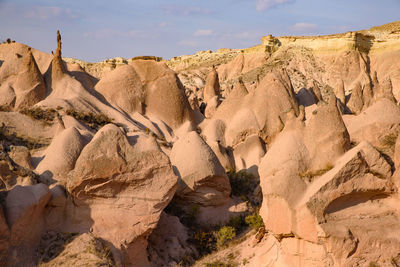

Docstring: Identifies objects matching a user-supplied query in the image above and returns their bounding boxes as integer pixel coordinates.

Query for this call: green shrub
[65,109,113,130]
[227,170,255,198]
[193,230,216,255]
[217,226,236,248]
[227,216,246,233]
[20,107,57,124]
[0,124,48,150]
[245,213,264,230]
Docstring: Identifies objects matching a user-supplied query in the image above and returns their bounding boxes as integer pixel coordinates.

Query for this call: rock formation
[13,48,46,109]
[0,21,400,267]
[65,124,178,266]
[347,82,364,114]
[203,66,221,103]
[170,131,231,206]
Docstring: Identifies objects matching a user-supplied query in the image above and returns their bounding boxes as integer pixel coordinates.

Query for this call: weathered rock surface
[8,145,33,169]
[6,184,52,266]
[170,131,231,206]
[36,127,86,184]
[344,98,400,150]
[148,212,197,266]
[66,124,178,265]
[130,59,195,129]
[13,48,46,109]
[38,233,115,267]
[203,66,221,103]
[95,64,145,114]
[260,139,399,266]
[1,21,400,267]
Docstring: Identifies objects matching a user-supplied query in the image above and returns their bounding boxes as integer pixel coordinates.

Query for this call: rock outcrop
[66,124,178,265]
[95,64,145,114]
[130,60,195,129]
[1,20,400,267]
[170,131,231,206]
[203,66,221,103]
[13,48,46,109]
[35,127,87,184]
[6,184,52,266]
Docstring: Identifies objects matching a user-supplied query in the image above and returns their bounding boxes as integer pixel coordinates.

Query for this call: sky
[0,0,399,62]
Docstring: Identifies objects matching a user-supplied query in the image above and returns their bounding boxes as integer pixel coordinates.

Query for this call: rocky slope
[0,21,400,266]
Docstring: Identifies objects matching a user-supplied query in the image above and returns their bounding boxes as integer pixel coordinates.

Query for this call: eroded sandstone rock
[66,124,178,266]
[170,131,231,206]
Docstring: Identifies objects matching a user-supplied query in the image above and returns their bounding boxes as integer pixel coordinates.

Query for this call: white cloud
[256,0,294,11]
[162,5,211,16]
[193,29,214,37]
[290,22,319,33]
[25,6,78,20]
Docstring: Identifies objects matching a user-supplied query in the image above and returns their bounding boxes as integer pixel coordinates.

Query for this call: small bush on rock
[65,109,113,130]
[193,230,216,255]
[245,213,264,231]
[217,226,236,248]
[227,170,256,198]
[20,107,57,124]
[299,164,333,182]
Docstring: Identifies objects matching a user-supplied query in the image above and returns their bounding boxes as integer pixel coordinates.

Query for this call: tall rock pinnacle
[51,30,66,80]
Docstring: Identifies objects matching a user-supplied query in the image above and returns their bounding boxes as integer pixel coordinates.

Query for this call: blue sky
[0,0,399,62]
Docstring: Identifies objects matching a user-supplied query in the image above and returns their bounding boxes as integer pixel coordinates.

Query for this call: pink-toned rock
[259,117,308,235]
[203,66,220,103]
[260,137,399,266]
[148,212,197,266]
[35,127,86,184]
[347,82,364,114]
[39,233,115,267]
[250,69,299,141]
[343,98,400,149]
[225,108,260,147]
[130,59,194,129]
[8,146,33,169]
[200,119,234,170]
[304,94,350,171]
[362,82,373,108]
[336,80,346,105]
[6,184,51,266]
[170,131,231,206]
[233,134,266,176]
[95,64,145,114]
[0,83,16,108]
[66,124,178,266]
[373,72,397,103]
[13,48,46,109]
[310,80,322,103]
[204,95,219,118]
[217,51,267,81]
